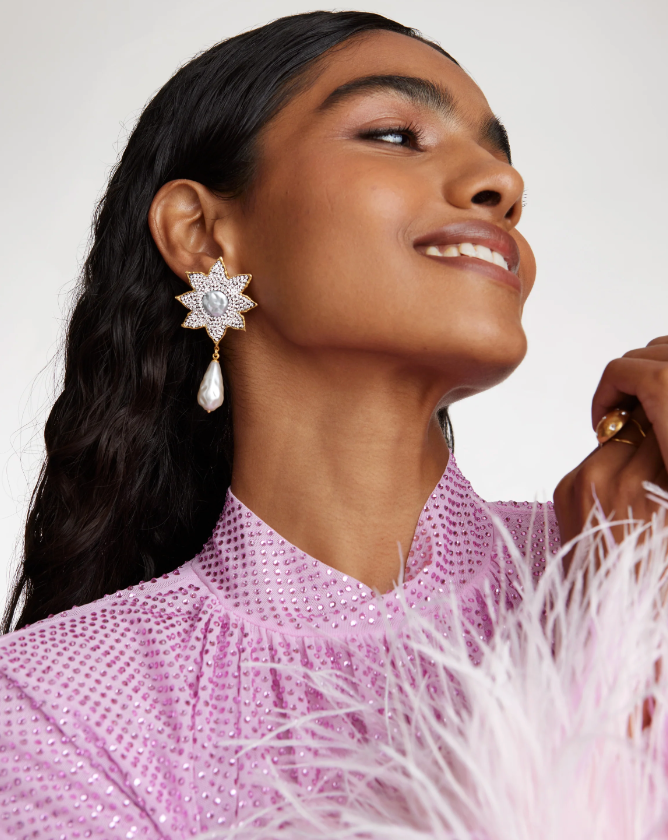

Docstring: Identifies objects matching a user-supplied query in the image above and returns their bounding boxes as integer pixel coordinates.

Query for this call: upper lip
[413,220,521,275]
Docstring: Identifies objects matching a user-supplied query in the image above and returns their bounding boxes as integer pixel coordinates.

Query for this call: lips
[414,220,521,278]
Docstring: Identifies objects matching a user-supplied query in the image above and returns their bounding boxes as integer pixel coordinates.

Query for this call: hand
[554,337,668,559]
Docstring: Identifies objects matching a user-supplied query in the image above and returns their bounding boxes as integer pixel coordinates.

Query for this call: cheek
[241,153,530,379]
[244,157,422,346]
[512,230,536,304]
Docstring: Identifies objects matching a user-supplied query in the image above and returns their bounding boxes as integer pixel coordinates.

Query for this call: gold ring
[629,418,647,438]
[611,438,639,447]
[596,408,630,445]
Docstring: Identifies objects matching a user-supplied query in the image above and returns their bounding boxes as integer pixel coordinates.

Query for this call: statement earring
[176,257,256,412]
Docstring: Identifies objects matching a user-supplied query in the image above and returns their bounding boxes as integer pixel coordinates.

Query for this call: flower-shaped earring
[176,257,256,412]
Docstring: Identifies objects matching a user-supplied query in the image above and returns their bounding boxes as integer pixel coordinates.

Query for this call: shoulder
[0,562,219,699]
[0,562,222,839]
[485,498,561,580]
[444,456,561,555]
[487,498,560,538]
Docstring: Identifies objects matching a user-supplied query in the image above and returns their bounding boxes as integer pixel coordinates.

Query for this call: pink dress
[0,455,559,839]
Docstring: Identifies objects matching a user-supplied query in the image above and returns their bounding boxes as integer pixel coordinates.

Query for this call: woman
[1,10,667,839]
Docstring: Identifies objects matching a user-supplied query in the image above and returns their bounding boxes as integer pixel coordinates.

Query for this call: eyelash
[361,123,423,149]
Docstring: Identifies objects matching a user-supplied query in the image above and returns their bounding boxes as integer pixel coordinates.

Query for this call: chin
[481,333,527,375]
[427,329,528,403]
[427,317,527,371]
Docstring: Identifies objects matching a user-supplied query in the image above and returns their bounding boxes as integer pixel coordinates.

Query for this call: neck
[228,340,450,593]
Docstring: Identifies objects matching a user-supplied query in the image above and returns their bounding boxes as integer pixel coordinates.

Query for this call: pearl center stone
[201,290,229,317]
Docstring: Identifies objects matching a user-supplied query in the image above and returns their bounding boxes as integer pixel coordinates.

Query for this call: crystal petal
[183,311,206,329]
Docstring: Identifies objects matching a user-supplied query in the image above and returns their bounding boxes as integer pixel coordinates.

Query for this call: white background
[1,0,667,611]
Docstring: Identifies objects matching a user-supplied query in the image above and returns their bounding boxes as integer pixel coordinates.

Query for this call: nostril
[471,189,501,207]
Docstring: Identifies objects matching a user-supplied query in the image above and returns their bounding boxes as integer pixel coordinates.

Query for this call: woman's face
[230,30,535,403]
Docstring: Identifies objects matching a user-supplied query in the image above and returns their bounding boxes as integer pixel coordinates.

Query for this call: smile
[424,242,508,270]
[413,220,522,292]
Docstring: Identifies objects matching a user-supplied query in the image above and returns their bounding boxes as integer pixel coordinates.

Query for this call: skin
[149,30,668,593]
[555,345,668,560]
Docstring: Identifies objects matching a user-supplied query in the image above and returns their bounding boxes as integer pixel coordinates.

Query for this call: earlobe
[148,179,222,280]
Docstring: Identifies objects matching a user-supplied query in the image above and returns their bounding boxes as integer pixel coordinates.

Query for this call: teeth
[423,241,509,270]
[474,244,492,262]
[492,250,507,268]
[458,242,477,258]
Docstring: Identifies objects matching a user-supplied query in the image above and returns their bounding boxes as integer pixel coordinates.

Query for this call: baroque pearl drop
[197,359,224,412]
[201,290,229,317]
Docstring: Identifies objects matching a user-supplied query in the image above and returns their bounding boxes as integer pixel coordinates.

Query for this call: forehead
[285,30,492,120]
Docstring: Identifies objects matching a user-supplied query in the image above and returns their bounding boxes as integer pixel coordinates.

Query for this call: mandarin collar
[191,455,497,636]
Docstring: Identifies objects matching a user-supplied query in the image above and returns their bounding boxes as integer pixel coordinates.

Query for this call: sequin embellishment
[0,455,559,837]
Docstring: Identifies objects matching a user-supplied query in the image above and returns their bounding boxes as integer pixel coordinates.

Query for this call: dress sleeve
[0,673,163,840]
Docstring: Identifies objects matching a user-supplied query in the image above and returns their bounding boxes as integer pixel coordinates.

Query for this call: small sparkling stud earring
[176,257,256,412]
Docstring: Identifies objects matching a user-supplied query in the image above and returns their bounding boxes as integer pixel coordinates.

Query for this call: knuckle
[602,358,622,377]
[611,484,638,512]
[554,474,573,503]
[572,465,598,496]
[641,367,668,411]
[577,457,602,481]
[577,475,599,499]
[654,366,668,392]
[575,459,614,499]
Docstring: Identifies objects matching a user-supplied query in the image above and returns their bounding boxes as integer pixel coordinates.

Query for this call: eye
[376,130,411,146]
[360,125,421,149]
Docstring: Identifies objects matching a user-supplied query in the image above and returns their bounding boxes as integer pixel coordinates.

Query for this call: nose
[441,143,524,229]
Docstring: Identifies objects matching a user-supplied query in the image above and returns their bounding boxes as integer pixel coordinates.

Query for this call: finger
[628,403,651,439]
[590,399,650,466]
[588,418,644,472]
[636,423,668,487]
[591,358,668,428]
[631,403,650,430]
[650,467,668,495]
[617,427,661,481]
[624,346,668,362]
[592,357,668,473]
[647,336,668,347]
[592,417,665,527]
[594,432,662,526]
[651,467,668,494]
[585,404,649,467]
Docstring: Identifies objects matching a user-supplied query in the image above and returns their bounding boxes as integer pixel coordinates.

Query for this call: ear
[148,180,243,281]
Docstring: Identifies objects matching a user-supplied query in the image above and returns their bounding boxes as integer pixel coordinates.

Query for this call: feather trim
[198,486,668,839]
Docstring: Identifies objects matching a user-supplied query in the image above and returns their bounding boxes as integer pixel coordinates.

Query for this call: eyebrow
[318,74,512,164]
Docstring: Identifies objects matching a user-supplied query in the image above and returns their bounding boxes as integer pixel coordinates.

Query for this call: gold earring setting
[176,257,256,412]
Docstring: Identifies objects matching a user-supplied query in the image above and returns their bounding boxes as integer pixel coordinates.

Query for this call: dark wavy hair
[3,10,457,632]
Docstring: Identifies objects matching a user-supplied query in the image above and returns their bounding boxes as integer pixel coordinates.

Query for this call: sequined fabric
[0,456,559,838]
